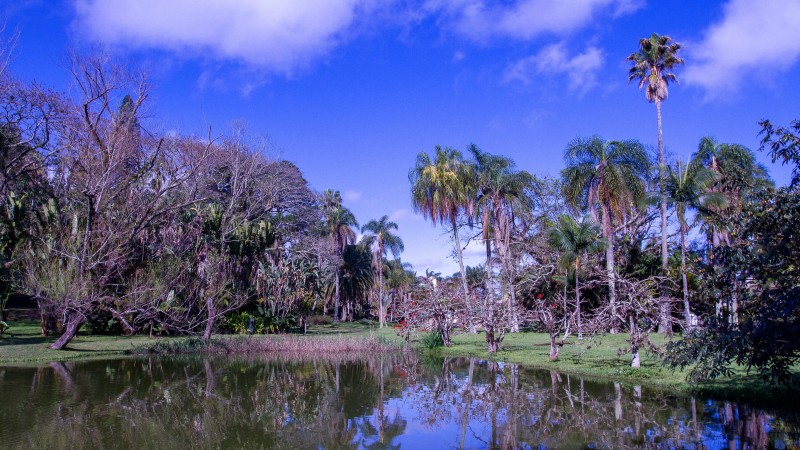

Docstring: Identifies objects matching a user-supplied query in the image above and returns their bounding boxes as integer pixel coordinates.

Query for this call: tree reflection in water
[0,354,798,449]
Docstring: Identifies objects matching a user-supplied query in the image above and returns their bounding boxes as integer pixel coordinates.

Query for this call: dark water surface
[0,353,798,449]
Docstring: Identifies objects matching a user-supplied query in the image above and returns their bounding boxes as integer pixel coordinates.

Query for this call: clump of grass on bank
[133,333,398,355]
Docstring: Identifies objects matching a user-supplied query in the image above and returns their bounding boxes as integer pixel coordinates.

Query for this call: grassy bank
[429,329,794,407]
[0,320,790,406]
[0,320,393,365]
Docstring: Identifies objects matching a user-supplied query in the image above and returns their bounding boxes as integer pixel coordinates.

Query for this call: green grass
[0,319,396,366]
[426,329,797,407]
[0,320,185,365]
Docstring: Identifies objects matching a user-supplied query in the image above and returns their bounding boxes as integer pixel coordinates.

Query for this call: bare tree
[396,276,463,347]
[24,53,206,349]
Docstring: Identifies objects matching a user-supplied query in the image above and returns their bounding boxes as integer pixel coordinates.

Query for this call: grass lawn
[0,319,393,365]
[425,328,795,406]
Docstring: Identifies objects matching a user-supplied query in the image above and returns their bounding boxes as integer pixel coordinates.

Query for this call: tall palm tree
[690,137,771,323]
[361,215,404,328]
[627,33,684,333]
[665,161,726,328]
[324,196,358,321]
[409,146,475,308]
[561,137,649,332]
[547,215,606,340]
[470,144,535,331]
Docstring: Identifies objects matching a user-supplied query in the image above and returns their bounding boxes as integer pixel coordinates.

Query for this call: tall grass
[132,333,397,355]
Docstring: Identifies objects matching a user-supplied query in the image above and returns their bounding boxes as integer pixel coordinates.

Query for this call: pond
[1,353,798,449]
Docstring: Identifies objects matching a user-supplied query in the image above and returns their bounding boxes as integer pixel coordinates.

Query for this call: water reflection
[0,354,797,449]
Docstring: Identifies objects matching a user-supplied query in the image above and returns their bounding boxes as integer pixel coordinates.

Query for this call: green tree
[760,119,800,189]
[409,146,475,313]
[361,215,404,328]
[665,161,725,327]
[470,144,535,334]
[627,32,684,333]
[692,137,772,249]
[561,137,649,332]
[323,193,358,321]
[547,214,606,340]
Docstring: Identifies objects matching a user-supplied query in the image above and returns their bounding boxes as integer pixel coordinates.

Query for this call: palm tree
[692,137,772,247]
[470,144,535,331]
[323,193,358,321]
[627,33,684,333]
[409,146,475,308]
[691,137,771,323]
[547,215,606,340]
[665,161,726,328]
[385,258,416,322]
[561,137,649,332]
[339,242,374,321]
[361,215,404,328]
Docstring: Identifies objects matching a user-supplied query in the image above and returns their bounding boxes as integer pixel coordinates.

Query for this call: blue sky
[4,0,800,275]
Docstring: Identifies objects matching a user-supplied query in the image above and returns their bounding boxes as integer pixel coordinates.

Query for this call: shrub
[420,331,444,349]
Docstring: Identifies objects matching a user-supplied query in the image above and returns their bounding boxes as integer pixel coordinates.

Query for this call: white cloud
[389,208,410,221]
[684,0,800,96]
[425,0,641,42]
[342,189,362,203]
[505,43,604,95]
[72,0,384,74]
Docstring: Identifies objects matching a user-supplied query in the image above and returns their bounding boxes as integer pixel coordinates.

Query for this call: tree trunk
[601,202,617,333]
[203,297,215,341]
[657,99,672,335]
[486,329,498,353]
[378,257,384,328]
[49,312,84,350]
[681,225,691,329]
[452,218,475,333]
[575,258,582,341]
[334,268,340,321]
[549,333,560,361]
[485,235,493,302]
[630,314,640,368]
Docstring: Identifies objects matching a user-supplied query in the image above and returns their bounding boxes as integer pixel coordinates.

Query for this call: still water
[0,353,798,449]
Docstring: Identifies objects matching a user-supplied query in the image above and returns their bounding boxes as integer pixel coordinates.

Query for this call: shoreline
[1,320,795,408]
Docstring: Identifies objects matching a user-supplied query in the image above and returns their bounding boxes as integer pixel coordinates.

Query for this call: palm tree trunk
[657,99,672,335]
[334,268,340,321]
[681,225,691,328]
[485,235,493,303]
[378,255,384,328]
[452,218,475,333]
[575,258,582,341]
[601,202,617,333]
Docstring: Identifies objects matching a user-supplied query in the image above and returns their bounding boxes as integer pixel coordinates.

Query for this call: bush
[420,331,444,349]
[85,309,124,335]
[221,311,298,334]
[306,315,333,326]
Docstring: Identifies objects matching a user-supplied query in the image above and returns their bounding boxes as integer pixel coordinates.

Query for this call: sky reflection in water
[0,353,798,449]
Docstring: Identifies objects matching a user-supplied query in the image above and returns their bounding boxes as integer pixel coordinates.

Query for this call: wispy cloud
[684,0,800,97]
[388,208,423,222]
[72,0,386,75]
[425,0,641,42]
[342,189,362,203]
[505,43,604,95]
